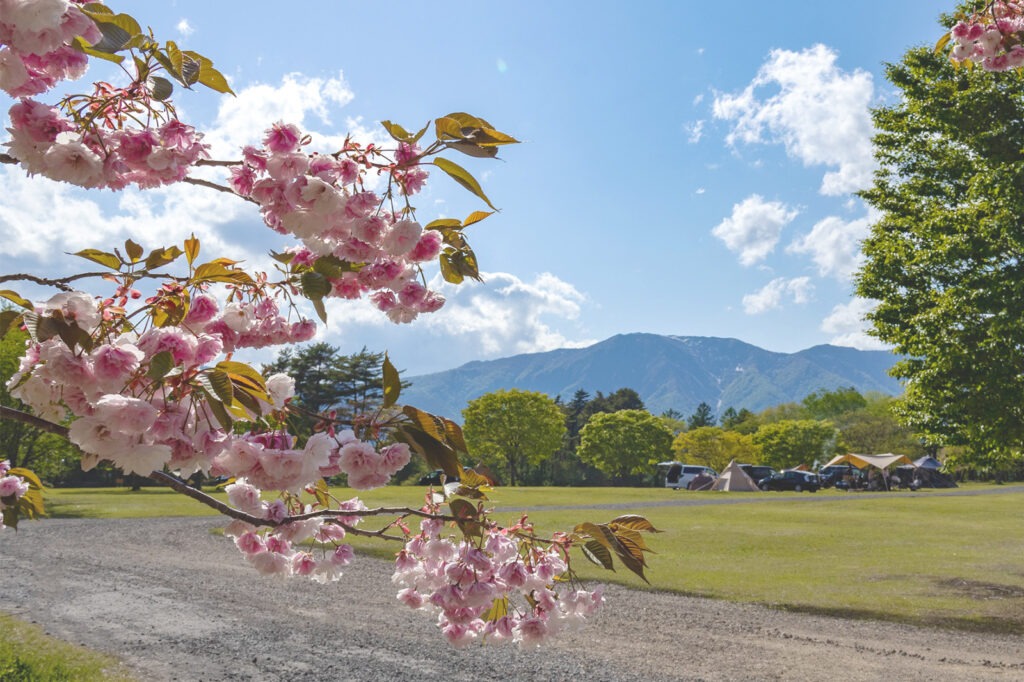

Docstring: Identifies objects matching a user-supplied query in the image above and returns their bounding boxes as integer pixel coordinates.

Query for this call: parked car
[738,464,777,486]
[759,470,821,492]
[818,464,858,489]
[417,469,461,485]
[663,463,718,490]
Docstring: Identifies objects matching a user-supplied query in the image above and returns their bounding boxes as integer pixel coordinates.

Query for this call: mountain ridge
[400,333,901,421]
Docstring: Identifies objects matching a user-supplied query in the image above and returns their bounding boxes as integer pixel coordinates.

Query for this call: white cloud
[742,276,813,314]
[176,19,194,37]
[821,298,889,350]
[712,44,876,196]
[423,271,592,356]
[712,194,798,266]
[695,187,706,195]
[685,120,704,143]
[787,209,875,281]
[208,72,356,156]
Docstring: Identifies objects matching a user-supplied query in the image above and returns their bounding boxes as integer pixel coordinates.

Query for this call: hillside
[399,333,901,420]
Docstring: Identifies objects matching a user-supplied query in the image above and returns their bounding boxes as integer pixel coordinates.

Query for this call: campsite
[658,454,960,493]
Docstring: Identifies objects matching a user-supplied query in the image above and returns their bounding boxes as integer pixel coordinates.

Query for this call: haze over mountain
[400,333,902,421]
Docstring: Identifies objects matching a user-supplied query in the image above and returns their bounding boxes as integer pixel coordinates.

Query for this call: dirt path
[1,517,1022,681]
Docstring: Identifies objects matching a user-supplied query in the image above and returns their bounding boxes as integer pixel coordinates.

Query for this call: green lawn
[0,614,134,682]
[38,483,1024,635]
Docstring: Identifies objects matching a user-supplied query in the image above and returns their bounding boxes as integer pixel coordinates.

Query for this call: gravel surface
[1,516,1022,682]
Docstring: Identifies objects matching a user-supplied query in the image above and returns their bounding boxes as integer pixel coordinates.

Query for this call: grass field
[40,482,1024,634]
[0,613,134,682]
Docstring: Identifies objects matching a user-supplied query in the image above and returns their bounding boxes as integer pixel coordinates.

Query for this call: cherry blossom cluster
[230,124,446,324]
[221,478,366,582]
[393,517,605,647]
[5,97,209,189]
[0,0,96,97]
[0,459,30,530]
[950,2,1024,70]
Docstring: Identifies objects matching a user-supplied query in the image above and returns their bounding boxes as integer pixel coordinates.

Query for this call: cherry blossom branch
[0,406,70,438]
[181,176,258,204]
[0,271,182,291]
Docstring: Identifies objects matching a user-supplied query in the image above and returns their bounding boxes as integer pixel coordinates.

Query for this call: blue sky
[0,1,946,375]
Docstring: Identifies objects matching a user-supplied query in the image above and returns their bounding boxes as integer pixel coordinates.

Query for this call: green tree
[0,326,78,481]
[687,401,716,429]
[462,389,566,486]
[583,387,645,419]
[857,45,1024,461]
[752,419,838,471]
[578,410,673,484]
[720,407,759,434]
[671,426,760,472]
[802,387,867,421]
[263,344,404,427]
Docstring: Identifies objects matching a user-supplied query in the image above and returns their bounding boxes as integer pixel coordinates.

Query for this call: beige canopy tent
[711,459,761,492]
[824,453,914,470]
[823,453,915,490]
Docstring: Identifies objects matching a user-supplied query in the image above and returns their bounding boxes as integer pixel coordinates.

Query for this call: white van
[659,461,718,490]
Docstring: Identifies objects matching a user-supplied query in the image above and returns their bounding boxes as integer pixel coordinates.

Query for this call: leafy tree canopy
[578,409,673,483]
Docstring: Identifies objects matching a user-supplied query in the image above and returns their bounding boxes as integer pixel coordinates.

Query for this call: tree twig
[0,406,69,438]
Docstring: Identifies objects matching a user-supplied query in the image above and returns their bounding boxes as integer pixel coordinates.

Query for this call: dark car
[759,470,821,493]
[738,464,778,486]
[818,464,859,489]
[416,469,460,485]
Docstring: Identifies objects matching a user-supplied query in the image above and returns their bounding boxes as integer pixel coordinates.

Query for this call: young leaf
[434,116,464,141]
[72,249,122,271]
[184,234,200,265]
[381,120,412,142]
[581,539,615,570]
[311,297,328,324]
[482,596,509,623]
[433,158,497,210]
[462,211,493,227]
[0,290,33,310]
[124,239,144,263]
[70,36,125,63]
[382,353,401,408]
[608,515,661,533]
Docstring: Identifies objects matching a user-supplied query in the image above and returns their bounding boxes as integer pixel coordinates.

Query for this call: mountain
[399,333,902,421]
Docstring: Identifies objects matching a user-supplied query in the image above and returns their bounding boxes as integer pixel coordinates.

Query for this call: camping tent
[823,453,915,490]
[913,455,942,470]
[824,453,914,470]
[711,459,761,492]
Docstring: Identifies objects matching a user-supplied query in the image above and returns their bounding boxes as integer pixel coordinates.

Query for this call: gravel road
[1,515,1022,682]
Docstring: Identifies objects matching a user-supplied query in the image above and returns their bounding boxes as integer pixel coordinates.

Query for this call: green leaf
[0,310,22,337]
[433,157,496,210]
[207,369,234,405]
[312,255,352,279]
[205,395,233,431]
[124,239,143,263]
[73,249,122,271]
[87,18,132,53]
[148,76,174,101]
[0,290,33,310]
[311,297,328,324]
[146,350,175,381]
[193,262,253,285]
[313,478,330,507]
[439,251,464,285]
[300,271,331,300]
[8,467,43,491]
[70,36,125,64]
[934,32,952,56]
[447,141,499,159]
[382,353,401,408]
[448,498,477,521]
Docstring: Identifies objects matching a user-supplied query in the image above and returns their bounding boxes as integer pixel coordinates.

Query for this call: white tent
[711,459,761,492]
